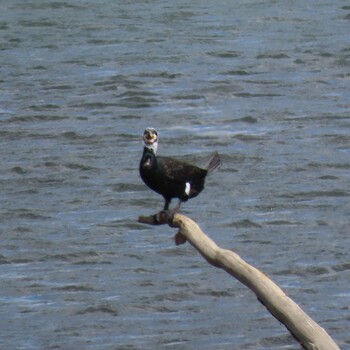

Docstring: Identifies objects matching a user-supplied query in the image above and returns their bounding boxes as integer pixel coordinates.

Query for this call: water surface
[0,1,349,349]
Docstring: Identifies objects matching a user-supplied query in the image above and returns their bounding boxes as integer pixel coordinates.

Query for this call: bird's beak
[144,130,157,144]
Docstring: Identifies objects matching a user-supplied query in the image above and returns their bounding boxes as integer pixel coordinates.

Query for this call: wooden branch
[138,212,340,350]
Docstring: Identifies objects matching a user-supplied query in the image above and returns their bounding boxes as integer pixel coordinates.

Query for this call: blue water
[0,1,349,349]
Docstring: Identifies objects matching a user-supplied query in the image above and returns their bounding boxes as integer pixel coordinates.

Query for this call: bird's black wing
[157,156,206,183]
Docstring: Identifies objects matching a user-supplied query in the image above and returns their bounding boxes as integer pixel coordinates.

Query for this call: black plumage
[139,127,220,211]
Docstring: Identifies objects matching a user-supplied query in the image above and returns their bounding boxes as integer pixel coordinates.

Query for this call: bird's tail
[205,151,221,174]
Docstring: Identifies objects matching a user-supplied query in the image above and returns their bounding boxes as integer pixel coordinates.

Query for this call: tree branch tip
[174,231,187,245]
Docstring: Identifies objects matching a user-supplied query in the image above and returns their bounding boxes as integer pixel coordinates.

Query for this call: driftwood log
[138,211,340,350]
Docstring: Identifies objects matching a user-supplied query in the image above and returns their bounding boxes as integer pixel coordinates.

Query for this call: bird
[139,127,220,212]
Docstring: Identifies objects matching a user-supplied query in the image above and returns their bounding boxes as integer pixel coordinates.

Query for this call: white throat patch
[144,141,158,154]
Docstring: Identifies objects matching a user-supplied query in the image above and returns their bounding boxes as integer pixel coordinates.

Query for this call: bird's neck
[143,141,158,154]
[141,145,157,170]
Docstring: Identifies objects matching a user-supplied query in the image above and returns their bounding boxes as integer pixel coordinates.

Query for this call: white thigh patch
[185,182,191,196]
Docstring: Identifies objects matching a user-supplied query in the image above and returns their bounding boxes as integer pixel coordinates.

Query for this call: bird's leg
[169,200,184,233]
[173,200,182,212]
[163,200,182,226]
[163,199,171,211]
[154,199,172,224]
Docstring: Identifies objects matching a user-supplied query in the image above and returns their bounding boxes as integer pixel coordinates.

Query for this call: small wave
[265,220,302,226]
[7,114,67,122]
[206,51,241,58]
[0,209,51,220]
[256,52,290,59]
[19,20,57,28]
[225,219,261,228]
[53,284,96,292]
[234,92,282,98]
[232,116,258,124]
[64,162,96,171]
[11,166,28,174]
[224,70,251,76]
[15,2,81,10]
[332,262,350,272]
[76,303,118,316]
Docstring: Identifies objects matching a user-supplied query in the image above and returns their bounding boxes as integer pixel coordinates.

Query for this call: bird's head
[143,127,158,153]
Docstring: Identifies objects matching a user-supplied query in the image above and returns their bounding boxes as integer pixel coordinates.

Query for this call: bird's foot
[154,210,170,224]
[138,208,179,227]
[138,211,168,225]
[155,209,178,227]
